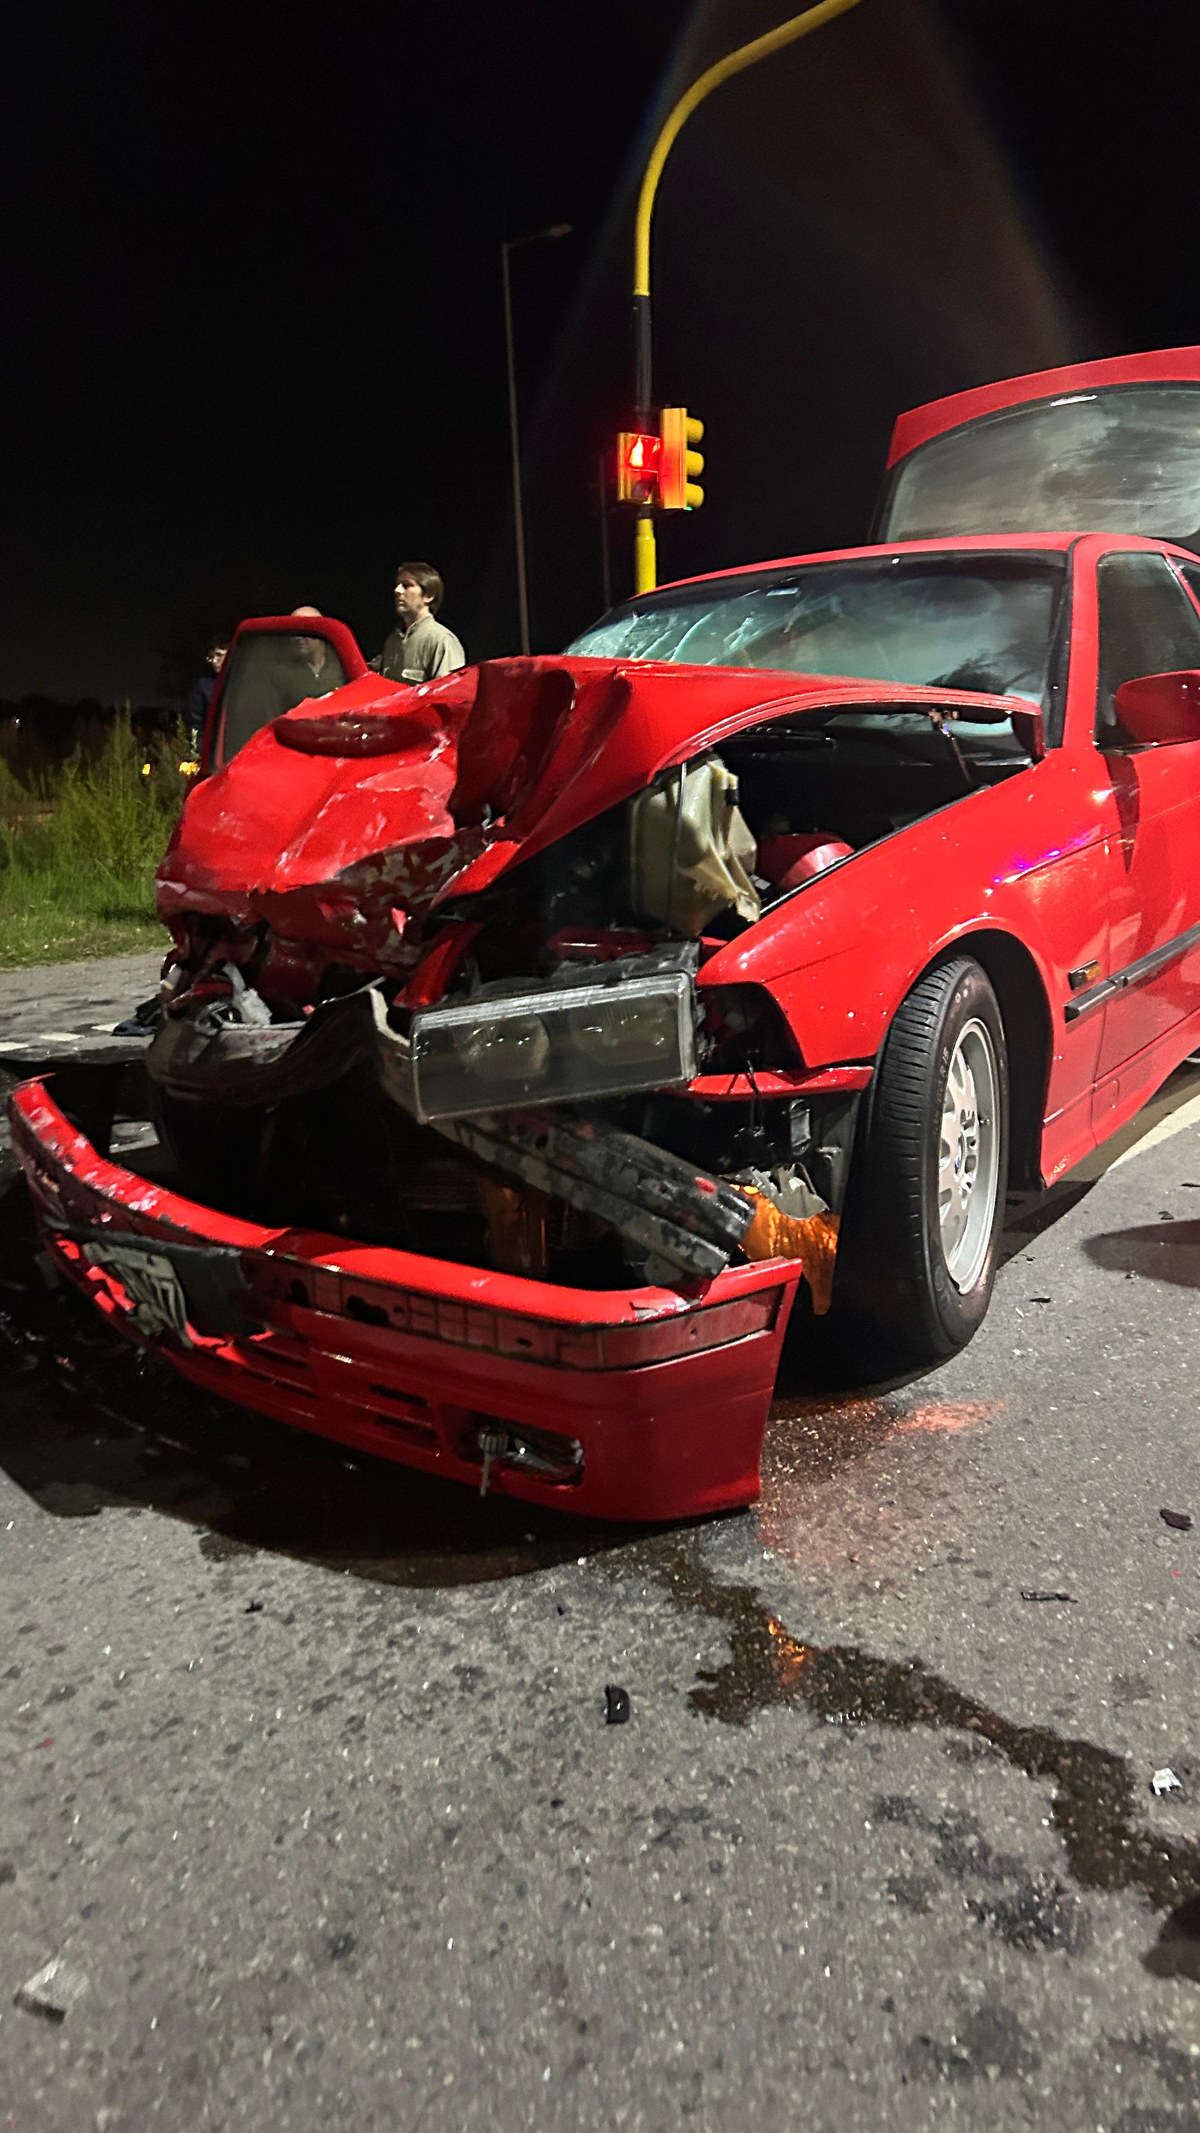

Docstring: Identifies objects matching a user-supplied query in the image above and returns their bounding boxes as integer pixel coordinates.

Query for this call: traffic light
[616,430,661,503]
[659,407,704,511]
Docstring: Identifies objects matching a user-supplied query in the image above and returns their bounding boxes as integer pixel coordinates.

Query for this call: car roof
[647,530,1199,603]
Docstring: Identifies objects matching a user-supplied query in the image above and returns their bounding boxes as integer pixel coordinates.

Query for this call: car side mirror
[1110,669,1200,748]
[1009,706,1045,761]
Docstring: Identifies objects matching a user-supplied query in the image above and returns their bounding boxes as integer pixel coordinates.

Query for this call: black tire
[833,956,1009,1366]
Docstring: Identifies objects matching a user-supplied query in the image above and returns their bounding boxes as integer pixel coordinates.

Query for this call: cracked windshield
[570,554,1066,725]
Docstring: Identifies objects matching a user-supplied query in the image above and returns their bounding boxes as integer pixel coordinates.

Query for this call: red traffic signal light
[616,430,660,503]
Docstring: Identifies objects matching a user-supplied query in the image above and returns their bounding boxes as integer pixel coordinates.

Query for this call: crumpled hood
[156,655,833,956]
[156,652,1027,963]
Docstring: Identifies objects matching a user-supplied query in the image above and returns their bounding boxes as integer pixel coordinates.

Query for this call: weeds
[0,715,186,969]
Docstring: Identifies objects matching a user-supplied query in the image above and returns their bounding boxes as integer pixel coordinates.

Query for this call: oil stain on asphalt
[642,1541,1200,1978]
[6,1182,1200,1978]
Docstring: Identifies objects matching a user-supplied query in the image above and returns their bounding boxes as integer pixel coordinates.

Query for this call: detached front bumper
[9,1080,803,1522]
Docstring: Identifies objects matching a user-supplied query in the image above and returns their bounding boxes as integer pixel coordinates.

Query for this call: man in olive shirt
[375,561,466,684]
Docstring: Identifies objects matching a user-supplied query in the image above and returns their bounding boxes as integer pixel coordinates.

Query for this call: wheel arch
[909,929,1051,1192]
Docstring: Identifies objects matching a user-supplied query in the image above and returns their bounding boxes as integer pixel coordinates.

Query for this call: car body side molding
[1063,916,1200,1024]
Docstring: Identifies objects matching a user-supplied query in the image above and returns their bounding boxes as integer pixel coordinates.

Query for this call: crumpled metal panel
[155,654,894,960]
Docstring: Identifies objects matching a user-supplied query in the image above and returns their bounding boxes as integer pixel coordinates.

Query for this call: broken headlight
[409,974,696,1122]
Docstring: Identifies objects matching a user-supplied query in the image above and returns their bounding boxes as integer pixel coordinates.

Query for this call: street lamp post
[501,221,572,655]
[630,0,865,594]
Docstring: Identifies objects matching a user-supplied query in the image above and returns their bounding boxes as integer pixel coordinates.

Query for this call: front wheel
[833,956,1009,1365]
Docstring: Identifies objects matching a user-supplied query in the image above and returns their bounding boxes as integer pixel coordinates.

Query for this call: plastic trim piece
[1063,917,1200,1023]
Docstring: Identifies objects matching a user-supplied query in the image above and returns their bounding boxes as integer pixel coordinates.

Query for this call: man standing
[375,562,465,684]
[184,639,227,755]
[287,606,340,692]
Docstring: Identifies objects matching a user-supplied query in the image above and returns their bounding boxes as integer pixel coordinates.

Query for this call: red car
[14,345,1200,1520]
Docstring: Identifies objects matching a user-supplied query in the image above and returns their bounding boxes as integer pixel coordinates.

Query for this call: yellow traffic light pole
[631,0,865,594]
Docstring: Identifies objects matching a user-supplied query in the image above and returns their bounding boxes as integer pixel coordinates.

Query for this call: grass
[0,717,187,970]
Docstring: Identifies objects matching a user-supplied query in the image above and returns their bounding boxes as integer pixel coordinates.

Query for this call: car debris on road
[14,1957,89,2022]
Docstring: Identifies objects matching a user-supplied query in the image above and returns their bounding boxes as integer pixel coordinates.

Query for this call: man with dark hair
[375,561,466,684]
[184,639,227,755]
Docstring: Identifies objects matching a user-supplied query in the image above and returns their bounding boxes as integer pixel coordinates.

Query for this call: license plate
[83,1241,193,1346]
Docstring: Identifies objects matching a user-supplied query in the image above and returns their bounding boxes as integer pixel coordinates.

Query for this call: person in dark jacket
[184,641,227,755]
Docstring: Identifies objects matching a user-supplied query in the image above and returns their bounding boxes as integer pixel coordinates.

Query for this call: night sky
[4,0,1198,705]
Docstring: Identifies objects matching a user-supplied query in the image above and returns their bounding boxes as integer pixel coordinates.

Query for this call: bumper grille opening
[369,1383,434,1424]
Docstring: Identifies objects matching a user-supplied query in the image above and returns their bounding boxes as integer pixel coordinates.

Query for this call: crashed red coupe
[15,345,1200,1519]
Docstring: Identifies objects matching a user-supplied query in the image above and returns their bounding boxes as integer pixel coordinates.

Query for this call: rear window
[881,384,1200,545]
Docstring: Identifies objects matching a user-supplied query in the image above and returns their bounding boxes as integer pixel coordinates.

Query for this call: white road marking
[1109,1087,1200,1171]
[1,1029,146,1051]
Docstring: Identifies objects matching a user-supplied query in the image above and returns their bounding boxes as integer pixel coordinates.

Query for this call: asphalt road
[3,953,1200,2130]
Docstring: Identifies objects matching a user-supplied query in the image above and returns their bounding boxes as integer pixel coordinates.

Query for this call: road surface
[3,953,1200,2130]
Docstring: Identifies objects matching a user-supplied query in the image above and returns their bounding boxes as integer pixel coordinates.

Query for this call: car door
[201,616,366,772]
[1088,549,1200,1100]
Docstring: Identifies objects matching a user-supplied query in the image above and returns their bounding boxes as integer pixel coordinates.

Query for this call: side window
[215,631,346,765]
[1096,553,1200,743]
[1177,560,1200,615]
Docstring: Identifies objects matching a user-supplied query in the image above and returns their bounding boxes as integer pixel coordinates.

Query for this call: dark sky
[3,0,1198,704]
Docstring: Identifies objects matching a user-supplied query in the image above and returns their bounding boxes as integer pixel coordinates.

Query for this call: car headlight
[410,974,696,1122]
[457,1013,551,1084]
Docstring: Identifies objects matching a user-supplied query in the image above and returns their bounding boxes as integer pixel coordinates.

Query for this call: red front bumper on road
[9,1080,803,1522]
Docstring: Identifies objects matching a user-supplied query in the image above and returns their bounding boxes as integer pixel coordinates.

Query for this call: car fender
[699,772,1077,1073]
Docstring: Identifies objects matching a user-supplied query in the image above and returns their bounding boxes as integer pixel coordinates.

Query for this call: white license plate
[83,1241,193,1346]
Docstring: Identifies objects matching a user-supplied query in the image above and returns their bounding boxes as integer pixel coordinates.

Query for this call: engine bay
[143,692,1036,1309]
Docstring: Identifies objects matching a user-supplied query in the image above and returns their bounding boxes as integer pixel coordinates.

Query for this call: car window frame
[1092,549,1200,750]
[201,616,367,774]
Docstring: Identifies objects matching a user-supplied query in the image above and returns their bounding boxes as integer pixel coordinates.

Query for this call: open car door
[201,616,368,773]
[877,347,1200,546]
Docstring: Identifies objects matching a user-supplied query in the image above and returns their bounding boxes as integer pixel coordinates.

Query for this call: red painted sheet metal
[9,1080,803,1522]
[160,648,1036,965]
[201,615,370,769]
[887,346,1200,469]
[685,1066,873,1100]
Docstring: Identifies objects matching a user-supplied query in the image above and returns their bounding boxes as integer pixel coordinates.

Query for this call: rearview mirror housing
[1010,706,1045,761]
[936,696,1045,758]
[1111,669,1200,747]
